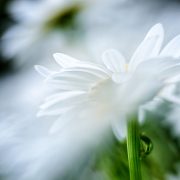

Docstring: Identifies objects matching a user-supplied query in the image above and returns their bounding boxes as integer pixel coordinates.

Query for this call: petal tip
[34,65,51,78]
[53,53,61,62]
[154,23,163,29]
[53,52,60,59]
[149,23,164,36]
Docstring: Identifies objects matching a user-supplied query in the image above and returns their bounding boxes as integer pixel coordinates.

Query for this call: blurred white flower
[86,0,180,60]
[0,112,98,180]
[36,24,180,139]
[3,0,180,68]
[0,68,47,116]
[2,0,93,67]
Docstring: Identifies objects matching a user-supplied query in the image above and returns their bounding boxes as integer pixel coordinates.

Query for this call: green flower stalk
[127,113,142,180]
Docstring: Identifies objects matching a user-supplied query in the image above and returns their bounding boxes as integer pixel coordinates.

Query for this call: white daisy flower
[36,24,180,139]
[2,0,91,67]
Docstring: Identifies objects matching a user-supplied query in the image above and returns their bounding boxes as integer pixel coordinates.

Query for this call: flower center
[44,4,82,32]
[125,64,129,72]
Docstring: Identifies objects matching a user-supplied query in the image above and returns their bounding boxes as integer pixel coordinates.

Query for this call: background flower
[1,0,91,68]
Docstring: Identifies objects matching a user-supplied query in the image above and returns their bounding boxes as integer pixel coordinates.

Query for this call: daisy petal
[54,53,109,74]
[111,115,127,140]
[159,65,180,81]
[159,85,180,104]
[34,65,53,77]
[37,106,72,117]
[49,116,71,134]
[166,74,180,83]
[49,110,75,134]
[160,35,180,58]
[46,80,90,91]
[137,57,180,75]
[40,91,86,109]
[38,93,87,117]
[102,49,126,73]
[162,94,180,104]
[129,24,164,72]
[45,67,109,91]
[53,53,80,68]
[48,70,102,84]
[49,107,82,134]
[39,93,87,116]
[59,67,109,79]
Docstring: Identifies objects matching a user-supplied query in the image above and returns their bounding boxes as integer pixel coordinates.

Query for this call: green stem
[127,114,142,180]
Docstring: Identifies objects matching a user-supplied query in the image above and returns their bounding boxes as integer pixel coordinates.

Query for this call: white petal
[160,35,180,58]
[45,67,107,91]
[46,80,90,91]
[37,98,88,117]
[129,24,164,72]
[102,49,126,73]
[37,106,72,117]
[53,53,110,74]
[120,73,163,111]
[166,74,180,83]
[159,65,180,81]
[135,57,180,76]
[58,67,109,79]
[162,94,180,104]
[45,91,84,101]
[53,53,80,68]
[45,68,106,91]
[49,117,70,134]
[48,70,102,84]
[49,107,80,134]
[40,93,87,115]
[138,106,146,123]
[40,91,86,109]
[34,65,53,78]
[111,115,127,140]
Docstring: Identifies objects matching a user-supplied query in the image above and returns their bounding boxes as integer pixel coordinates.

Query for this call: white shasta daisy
[36,24,180,139]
